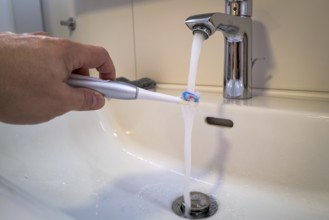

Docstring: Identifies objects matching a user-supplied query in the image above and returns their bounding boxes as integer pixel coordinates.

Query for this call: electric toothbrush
[68,74,198,104]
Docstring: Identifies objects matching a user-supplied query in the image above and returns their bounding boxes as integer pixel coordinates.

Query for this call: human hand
[0,32,116,124]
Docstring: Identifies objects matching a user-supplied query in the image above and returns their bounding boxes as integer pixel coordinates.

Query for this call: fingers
[0,32,16,36]
[30,31,50,36]
[14,31,50,36]
[72,67,90,76]
[65,86,106,111]
[67,42,116,80]
[61,41,115,112]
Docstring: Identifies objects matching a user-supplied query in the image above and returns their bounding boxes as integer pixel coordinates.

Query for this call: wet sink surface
[1,89,329,219]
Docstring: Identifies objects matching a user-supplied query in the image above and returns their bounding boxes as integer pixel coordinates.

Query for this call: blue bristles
[181,91,200,103]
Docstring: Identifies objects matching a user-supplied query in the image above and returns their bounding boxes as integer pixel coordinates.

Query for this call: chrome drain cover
[172,192,218,219]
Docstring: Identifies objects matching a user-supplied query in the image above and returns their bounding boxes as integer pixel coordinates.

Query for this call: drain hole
[172,192,218,219]
[205,117,233,128]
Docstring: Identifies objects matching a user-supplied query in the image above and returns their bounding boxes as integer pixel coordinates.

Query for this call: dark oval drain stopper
[172,191,218,219]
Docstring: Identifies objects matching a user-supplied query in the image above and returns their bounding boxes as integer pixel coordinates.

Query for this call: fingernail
[91,92,105,109]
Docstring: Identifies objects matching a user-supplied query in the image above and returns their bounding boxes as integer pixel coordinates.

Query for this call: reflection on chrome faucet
[185,0,253,99]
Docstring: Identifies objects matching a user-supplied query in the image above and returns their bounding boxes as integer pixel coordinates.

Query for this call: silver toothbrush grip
[68,74,138,100]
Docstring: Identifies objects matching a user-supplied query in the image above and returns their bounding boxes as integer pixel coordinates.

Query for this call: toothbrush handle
[68,77,138,100]
[67,74,183,104]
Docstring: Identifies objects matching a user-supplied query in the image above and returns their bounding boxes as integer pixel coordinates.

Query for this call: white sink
[1,88,329,220]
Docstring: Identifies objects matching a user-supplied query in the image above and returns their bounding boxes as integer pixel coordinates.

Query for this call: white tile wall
[43,0,136,80]
[71,0,136,80]
[133,0,223,87]
[44,0,329,93]
[0,0,16,32]
[12,0,44,33]
[251,0,329,92]
[134,0,329,92]
[0,0,43,33]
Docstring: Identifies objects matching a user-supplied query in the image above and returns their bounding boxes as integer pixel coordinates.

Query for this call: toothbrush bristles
[181,91,200,103]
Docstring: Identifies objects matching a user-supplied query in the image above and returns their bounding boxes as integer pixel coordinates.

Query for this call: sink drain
[172,192,218,219]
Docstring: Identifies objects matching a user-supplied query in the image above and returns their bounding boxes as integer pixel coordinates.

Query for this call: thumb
[68,87,105,111]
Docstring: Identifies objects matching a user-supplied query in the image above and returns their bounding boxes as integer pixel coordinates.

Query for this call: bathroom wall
[0,0,16,32]
[0,0,43,33]
[42,0,136,80]
[11,0,44,33]
[132,0,329,93]
[43,0,329,93]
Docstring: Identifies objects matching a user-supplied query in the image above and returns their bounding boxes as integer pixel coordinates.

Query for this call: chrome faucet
[185,0,252,99]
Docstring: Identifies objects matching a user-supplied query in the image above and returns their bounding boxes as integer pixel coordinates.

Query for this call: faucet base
[224,79,252,99]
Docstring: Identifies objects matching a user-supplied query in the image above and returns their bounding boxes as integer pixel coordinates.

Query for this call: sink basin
[1,88,329,220]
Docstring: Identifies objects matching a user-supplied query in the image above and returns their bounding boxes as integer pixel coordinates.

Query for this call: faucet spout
[185,1,253,99]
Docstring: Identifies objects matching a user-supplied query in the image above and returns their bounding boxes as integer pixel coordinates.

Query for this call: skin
[0,32,116,124]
